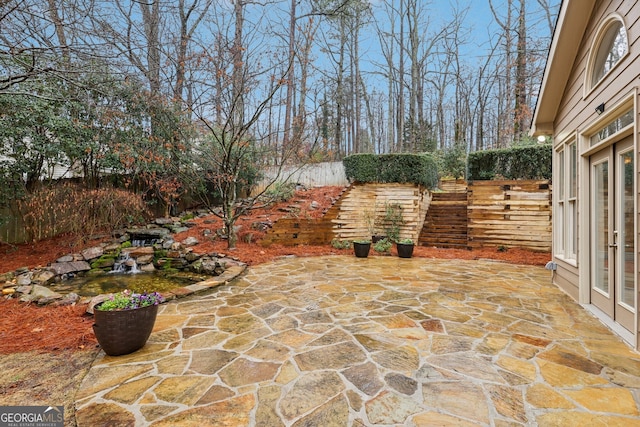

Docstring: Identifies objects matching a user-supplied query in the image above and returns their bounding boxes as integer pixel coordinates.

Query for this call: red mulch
[0,300,96,354]
[0,185,551,354]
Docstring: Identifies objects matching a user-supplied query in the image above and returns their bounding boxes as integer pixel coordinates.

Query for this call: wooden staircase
[419,192,469,249]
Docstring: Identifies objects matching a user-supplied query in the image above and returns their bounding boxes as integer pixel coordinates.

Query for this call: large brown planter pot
[396,242,415,258]
[353,241,371,258]
[93,304,159,356]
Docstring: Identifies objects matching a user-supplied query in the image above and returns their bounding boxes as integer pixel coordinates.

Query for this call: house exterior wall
[549,0,640,347]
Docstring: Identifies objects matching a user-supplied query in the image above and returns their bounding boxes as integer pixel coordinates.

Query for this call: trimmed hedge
[467,144,552,180]
[343,153,439,188]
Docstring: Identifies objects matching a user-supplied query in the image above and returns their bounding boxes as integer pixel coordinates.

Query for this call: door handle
[609,243,618,248]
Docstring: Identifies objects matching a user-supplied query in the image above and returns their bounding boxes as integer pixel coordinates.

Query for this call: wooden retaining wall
[467,180,552,251]
[260,183,430,246]
[332,183,431,243]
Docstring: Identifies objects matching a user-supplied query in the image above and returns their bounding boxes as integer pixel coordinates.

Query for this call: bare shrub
[17,183,150,242]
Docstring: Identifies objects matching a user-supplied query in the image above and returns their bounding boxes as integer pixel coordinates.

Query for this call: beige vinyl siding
[551,0,640,297]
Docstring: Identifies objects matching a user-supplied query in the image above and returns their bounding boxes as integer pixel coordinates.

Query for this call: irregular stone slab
[48,261,91,275]
[280,371,345,420]
[563,387,639,415]
[591,351,640,377]
[81,246,104,261]
[76,364,153,400]
[525,383,574,409]
[373,314,417,329]
[104,377,160,404]
[157,355,189,375]
[255,385,284,427]
[218,358,280,387]
[154,376,215,405]
[252,302,284,318]
[420,319,445,333]
[365,391,423,424]
[150,393,255,427]
[487,384,527,423]
[196,385,235,405]
[431,335,475,354]
[538,347,602,375]
[292,395,349,427]
[536,412,640,427]
[412,411,480,427]
[538,359,608,387]
[275,360,299,385]
[189,349,238,375]
[295,342,367,371]
[385,373,417,395]
[246,339,290,362]
[346,390,363,411]
[141,405,179,423]
[512,333,552,348]
[422,382,489,423]
[497,355,536,382]
[295,309,333,324]
[32,270,55,285]
[372,345,420,373]
[354,334,396,352]
[182,331,228,350]
[22,284,63,303]
[76,403,135,427]
[223,327,271,351]
[426,353,505,383]
[342,362,384,396]
[308,328,352,346]
[269,329,315,348]
[216,313,264,334]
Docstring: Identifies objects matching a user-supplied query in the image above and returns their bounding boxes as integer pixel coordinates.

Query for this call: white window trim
[584,13,629,98]
[554,137,578,265]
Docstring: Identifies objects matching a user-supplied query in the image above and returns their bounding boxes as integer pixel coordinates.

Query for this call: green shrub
[373,238,392,253]
[262,181,296,203]
[343,153,438,189]
[331,239,351,250]
[382,202,404,242]
[467,144,551,180]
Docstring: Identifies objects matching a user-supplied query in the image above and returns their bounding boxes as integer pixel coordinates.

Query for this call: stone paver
[75,256,640,426]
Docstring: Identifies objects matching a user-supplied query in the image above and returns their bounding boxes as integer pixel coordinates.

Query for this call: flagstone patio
[75,255,640,426]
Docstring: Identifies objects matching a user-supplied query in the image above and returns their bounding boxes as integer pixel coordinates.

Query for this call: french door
[590,137,635,333]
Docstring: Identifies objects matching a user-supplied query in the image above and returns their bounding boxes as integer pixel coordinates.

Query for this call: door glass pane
[620,150,634,307]
[594,161,609,294]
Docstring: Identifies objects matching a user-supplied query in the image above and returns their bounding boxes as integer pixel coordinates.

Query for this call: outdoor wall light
[537,135,547,143]
[595,102,605,115]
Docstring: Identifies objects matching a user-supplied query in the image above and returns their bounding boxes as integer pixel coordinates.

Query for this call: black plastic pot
[396,242,415,258]
[353,241,371,258]
[93,304,159,356]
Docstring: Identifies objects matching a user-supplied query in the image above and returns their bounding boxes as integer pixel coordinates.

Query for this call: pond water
[50,271,209,297]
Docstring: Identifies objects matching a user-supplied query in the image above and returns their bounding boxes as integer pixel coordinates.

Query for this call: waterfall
[111,253,140,274]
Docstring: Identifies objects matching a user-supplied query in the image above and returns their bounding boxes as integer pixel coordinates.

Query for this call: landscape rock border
[0,214,247,308]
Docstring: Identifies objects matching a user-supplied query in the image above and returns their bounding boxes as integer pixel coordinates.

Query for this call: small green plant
[373,238,392,253]
[263,181,296,203]
[383,202,405,242]
[97,290,165,311]
[353,239,372,244]
[497,245,509,252]
[362,204,381,236]
[331,239,351,249]
[397,238,414,245]
[121,241,132,249]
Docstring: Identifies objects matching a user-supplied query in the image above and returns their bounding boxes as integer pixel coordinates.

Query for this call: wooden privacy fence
[253,161,348,194]
[467,180,551,251]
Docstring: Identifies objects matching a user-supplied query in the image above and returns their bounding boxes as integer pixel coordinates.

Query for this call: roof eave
[531,0,597,136]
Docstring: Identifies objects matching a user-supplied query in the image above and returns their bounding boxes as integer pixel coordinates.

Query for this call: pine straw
[0,299,96,354]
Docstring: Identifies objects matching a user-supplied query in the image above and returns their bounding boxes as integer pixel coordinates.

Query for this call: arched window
[589,16,628,89]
